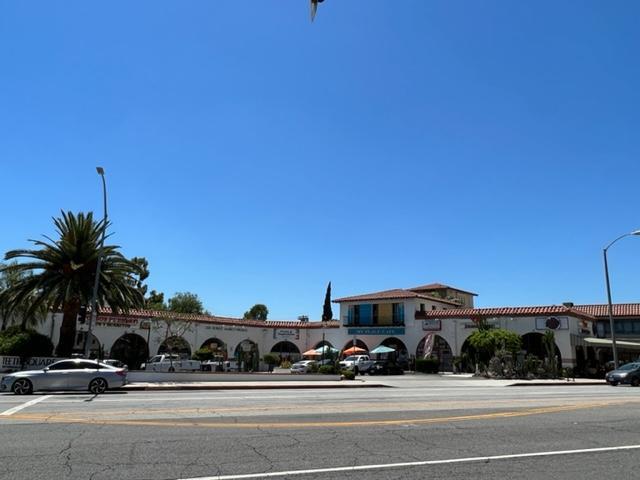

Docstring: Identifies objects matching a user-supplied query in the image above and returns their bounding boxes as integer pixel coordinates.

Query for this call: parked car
[142,354,201,372]
[0,359,127,395]
[605,362,640,386]
[339,355,375,375]
[368,361,405,376]
[290,360,317,374]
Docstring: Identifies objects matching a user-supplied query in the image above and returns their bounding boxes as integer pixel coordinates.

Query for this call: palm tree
[0,211,145,356]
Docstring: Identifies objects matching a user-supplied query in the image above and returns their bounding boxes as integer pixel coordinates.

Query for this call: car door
[44,360,79,390]
[66,361,100,390]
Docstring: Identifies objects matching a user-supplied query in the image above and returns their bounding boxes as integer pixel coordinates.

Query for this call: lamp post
[603,230,640,369]
[84,167,108,358]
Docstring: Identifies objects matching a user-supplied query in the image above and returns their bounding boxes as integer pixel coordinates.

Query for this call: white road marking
[0,395,51,416]
[176,444,640,480]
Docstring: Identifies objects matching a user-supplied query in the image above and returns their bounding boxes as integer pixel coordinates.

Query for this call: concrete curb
[507,381,606,387]
[122,382,389,391]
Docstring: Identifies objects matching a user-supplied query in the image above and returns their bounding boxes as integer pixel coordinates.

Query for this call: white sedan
[0,359,127,395]
[290,360,317,374]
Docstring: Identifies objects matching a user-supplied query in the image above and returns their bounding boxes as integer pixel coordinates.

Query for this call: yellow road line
[0,401,624,429]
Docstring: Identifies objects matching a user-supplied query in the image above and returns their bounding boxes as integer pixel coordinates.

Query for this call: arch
[200,337,228,359]
[271,341,301,363]
[416,335,453,372]
[314,340,334,350]
[378,337,409,369]
[521,332,562,370]
[158,336,192,358]
[73,332,102,358]
[234,339,260,372]
[342,339,369,352]
[460,337,478,373]
[111,333,149,370]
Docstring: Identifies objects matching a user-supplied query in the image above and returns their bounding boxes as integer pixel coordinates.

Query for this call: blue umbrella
[370,345,395,354]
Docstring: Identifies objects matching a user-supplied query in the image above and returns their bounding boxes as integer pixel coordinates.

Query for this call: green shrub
[318,365,336,375]
[415,357,439,374]
[192,348,215,361]
[262,353,280,366]
[341,369,356,380]
[0,327,53,358]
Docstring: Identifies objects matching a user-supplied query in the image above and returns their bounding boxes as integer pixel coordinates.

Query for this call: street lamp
[84,167,108,358]
[603,229,640,369]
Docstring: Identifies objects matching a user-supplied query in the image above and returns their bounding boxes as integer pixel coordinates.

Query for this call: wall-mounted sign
[96,316,139,328]
[273,329,300,340]
[422,319,442,331]
[347,327,405,336]
[535,316,569,330]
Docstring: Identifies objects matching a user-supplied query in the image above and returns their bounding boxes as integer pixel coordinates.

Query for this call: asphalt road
[1,380,640,480]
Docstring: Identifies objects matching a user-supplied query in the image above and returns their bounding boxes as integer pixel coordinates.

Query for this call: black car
[605,362,640,386]
[368,361,404,376]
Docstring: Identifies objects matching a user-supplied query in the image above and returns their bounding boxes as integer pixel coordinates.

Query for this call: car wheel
[632,377,640,387]
[12,378,33,395]
[168,367,175,373]
[609,381,618,387]
[88,378,108,395]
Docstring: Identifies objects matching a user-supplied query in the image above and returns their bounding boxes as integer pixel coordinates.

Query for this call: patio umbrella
[370,345,395,354]
[303,349,321,356]
[315,345,339,354]
[343,346,367,356]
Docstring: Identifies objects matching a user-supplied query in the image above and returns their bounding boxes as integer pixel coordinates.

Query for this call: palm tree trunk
[55,301,80,357]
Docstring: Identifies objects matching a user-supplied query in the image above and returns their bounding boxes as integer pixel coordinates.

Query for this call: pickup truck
[142,354,201,372]
[338,355,375,375]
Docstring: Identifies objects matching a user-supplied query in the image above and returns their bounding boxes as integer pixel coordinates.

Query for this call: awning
[583,338,640,350]
[370,345,395,354]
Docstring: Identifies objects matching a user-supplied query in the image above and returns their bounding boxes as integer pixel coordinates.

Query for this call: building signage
[347,327,405,336]
[96,316,139,328]
[273,329,300,340]
[422,319,441,331]
[535,316,569,331]
[0,356,58,373]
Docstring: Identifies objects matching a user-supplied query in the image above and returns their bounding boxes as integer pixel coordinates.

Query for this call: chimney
[562,302,574,308]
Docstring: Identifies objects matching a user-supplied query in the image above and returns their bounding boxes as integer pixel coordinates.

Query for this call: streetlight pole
[603,230,640,369]
[84,167,108,358]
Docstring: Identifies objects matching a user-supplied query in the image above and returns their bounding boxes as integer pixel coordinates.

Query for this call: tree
[167,292,204,314]
[321,281,333,321]
[0,263,46,331]
[130,257,150,298]
[243,304,268,321]
[145,290,167,310]
[0,211,145,357]
[467,328,522,365]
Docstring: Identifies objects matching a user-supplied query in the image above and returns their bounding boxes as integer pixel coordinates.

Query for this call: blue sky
[1,1,639,319]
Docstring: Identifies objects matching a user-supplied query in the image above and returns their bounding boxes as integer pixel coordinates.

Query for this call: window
[392,303,404,325]
[420,304,425,312]
[373,304,379,325]
[348,305,360,325]
[49,361,82,370]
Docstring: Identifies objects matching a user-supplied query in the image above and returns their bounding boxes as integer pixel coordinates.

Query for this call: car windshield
[344,356,357,361]
[618,363,640,371]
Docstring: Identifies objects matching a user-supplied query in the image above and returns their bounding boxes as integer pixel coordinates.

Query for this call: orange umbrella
[303,349,321,356]
[343,346,367,356]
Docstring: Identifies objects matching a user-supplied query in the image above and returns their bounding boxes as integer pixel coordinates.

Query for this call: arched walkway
[111,333,149,370]
[314,340,334,349]
[379,337,409,369]
[200,337,227,359]
[522,332,562,370]
[234,340,260,372]
[73,333,101,358]
[271,341,301,362]
[460,337,477,373]
[158,336,192,358]
[416,334,453,371]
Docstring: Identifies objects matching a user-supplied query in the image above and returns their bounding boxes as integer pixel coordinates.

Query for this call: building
[11,282,640,373]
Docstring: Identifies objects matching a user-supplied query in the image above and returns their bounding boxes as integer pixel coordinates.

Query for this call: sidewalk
[122,373,605,391]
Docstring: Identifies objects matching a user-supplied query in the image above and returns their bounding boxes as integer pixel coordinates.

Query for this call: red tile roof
[409,283,478,296]
[97,307,340,329]
[574,304,640,318]
[333,289,460,305]
[422,305,596,321]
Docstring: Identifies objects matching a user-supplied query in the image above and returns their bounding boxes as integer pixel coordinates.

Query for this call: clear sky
[1,1,639,320]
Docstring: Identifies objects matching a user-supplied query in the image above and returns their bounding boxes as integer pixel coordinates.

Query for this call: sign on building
[535,316,569,330]
[273,329,300,340]
[422,319,442,331]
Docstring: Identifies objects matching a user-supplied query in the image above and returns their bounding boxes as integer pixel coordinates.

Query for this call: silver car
[0,359,127,395]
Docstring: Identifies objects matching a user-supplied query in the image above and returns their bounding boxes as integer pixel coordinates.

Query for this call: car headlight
[618,372,629,378]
